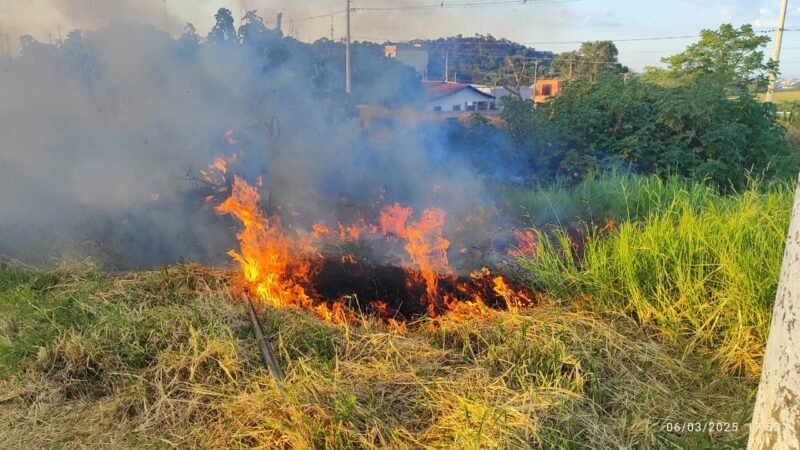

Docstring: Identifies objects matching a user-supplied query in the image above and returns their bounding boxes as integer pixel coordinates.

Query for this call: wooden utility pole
[345,0,352,94]
[533,59,540,91]
[766,0,789,103]
[748,172,800,448]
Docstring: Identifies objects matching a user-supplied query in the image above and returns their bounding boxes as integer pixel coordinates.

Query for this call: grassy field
[0,175,793,448]
[759,88,800,105]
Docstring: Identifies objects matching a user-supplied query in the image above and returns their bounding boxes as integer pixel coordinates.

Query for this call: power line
[293,9,347,23]
[353,0,575,12]
[444,50,624,65]
[353,33,754,46]
[351,27,795,47]
[292,0,570,22]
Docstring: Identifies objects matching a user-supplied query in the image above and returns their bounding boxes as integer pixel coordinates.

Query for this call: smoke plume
[0,19,494,269]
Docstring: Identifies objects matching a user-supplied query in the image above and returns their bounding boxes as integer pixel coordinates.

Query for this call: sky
[3,0,800,76]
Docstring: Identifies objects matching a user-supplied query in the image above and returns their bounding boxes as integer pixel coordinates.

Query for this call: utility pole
[748,172,800,449]
[345,0,352,94]
[444,51,449,82]
[766,0,789,103]
[330,17,334,41]
[533,59,540,90]
[568,55,574,80]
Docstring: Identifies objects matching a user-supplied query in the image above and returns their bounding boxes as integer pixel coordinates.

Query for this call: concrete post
[748,174,800,449]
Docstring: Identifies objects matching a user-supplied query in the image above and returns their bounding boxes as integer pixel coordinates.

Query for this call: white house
[422,81,496,112]
[474,85,533,102]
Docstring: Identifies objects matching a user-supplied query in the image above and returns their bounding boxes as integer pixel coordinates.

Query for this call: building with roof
[474,85,534,103]
[422,81,496,113]
[533,79,564,103]
[384,44,429,77]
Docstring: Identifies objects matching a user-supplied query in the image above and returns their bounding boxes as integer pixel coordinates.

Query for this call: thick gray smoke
[0,20,492,269]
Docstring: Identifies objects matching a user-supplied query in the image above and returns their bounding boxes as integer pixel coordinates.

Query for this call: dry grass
[759,89,800,105]
[0,265,755,449]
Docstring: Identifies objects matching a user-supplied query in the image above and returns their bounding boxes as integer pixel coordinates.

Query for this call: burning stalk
[244,293,285,388]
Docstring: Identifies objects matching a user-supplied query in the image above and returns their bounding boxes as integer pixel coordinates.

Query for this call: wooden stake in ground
[244,294,285,387]
[748,174,800,449]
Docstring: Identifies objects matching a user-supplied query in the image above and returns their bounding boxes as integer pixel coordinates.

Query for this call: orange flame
[379,203,451,307]
[508,229,538,257]
[312,222,330,237]
[217,177,316,310]
[215,173,534,326]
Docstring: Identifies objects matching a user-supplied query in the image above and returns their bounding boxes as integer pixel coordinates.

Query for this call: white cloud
[720,5,733,21]
[554,7,622,27]
[752,8,776,27]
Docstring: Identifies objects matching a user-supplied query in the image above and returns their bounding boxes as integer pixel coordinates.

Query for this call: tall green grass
[519,175,795,376]
[507,173,737,226]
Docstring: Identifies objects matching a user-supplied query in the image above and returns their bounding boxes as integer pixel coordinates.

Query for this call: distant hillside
[380,34,555,86]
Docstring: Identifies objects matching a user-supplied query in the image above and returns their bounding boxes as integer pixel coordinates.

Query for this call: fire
[312,222,329,237]
[214,171,535,326]
[338,222,363,241]
[216,176,316,311]
[212,158,229,174]
[200,153,239,188]
[509,229,538,257]
[491,275,533,310]
[378,204,451,309]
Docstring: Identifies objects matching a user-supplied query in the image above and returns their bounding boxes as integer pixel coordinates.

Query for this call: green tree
[238,10,268,46]
[503,73,790,188]
[207,8,237,45]
[548,41,627,80]
[177,23,201,53]
[657,24,772,93]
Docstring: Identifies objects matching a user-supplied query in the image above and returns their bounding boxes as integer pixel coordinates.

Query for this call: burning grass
[214,174,534,325]
[0,175,784,448]
[0,264,756,448]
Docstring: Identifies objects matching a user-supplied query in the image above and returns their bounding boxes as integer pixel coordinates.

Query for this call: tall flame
[217,176,316,310]
[379,203,450,309]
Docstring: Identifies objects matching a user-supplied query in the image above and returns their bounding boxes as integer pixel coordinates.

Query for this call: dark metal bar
[244,294,285,387]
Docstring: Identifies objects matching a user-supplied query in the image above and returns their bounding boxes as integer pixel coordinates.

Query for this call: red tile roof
[422,81,495,101]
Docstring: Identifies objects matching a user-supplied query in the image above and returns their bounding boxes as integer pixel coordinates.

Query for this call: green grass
[519,176,793,376]
[503,173,721,227]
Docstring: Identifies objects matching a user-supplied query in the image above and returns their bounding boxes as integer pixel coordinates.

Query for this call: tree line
[448,24,797,189]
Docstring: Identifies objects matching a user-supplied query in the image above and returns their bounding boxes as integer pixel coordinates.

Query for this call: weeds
[0,265,755,448]
[519,176,792,377]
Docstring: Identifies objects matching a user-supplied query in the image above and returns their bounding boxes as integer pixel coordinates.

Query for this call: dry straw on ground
[0,265,754,448]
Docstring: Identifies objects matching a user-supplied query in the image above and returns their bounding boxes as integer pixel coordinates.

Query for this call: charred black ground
[311,256,533,320]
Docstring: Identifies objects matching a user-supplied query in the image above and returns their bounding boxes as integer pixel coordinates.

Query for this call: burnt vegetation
[0,9,796,449]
